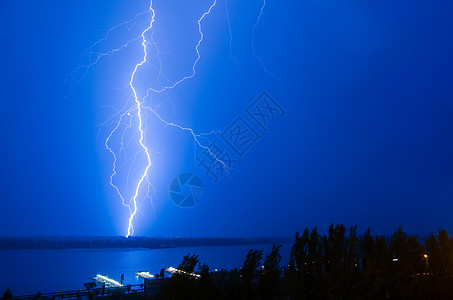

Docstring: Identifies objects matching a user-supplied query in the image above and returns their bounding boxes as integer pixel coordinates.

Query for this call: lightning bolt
[252,0,284,92]
[224,0,240,70]
[65,11,150,97]
[68,0,278,237]
[105,0,222,237]
[125,0,155,237]
[143,0,217,96]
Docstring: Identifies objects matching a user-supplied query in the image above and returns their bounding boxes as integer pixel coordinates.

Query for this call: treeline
[0,236,288,250]
[158,225,453,300]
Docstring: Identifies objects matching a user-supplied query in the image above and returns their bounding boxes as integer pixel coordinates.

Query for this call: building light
[165,267,201,278]
[393,258,398,262]
[92,274,123,287]
[135,271,155,279]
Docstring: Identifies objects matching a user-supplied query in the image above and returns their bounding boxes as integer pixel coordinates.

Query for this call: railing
[14,284,144,299]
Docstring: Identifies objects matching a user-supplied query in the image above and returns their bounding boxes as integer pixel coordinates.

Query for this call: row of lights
[92,274,123,287]
[96,266,205,287]
[165,267,201,278]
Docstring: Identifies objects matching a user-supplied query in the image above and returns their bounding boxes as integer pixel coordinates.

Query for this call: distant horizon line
[0,235,293,239]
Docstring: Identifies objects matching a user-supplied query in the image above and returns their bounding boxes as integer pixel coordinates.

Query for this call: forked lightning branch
[66,0,273,237]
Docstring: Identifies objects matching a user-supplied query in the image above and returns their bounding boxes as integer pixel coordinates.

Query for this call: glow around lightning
[110,0,221,237]
[126,1,155,238]
[68,0,278,237]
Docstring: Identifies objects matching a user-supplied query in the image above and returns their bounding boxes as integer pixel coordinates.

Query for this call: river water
[0,244,291,296]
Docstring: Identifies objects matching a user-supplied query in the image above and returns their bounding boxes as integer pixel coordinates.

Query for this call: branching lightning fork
[68,0,278,237]
[124,0,225,237]
[92,0,223,237]
[252,0,284,92]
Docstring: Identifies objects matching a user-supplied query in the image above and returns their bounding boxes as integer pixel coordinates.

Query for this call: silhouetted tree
[193,262,218,299]
[143,226,453,299]
[259,244,282,299]
[162,253,200,300]
[385,226,424,298]
[424,229,453,298]
[323,224,347,298]
[178,253,199,274]
[1,289,13,300]
[241,249,263,299]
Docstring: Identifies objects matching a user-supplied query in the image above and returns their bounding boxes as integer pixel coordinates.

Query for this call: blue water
[0,244,291,296]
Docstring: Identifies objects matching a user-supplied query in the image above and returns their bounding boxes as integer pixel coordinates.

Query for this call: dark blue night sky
[0,0,452,238]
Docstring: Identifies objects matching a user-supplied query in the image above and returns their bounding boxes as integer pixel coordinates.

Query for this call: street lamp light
[423,254,429,273]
